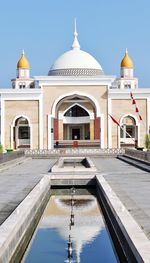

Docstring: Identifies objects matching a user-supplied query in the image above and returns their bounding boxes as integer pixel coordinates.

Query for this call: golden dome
[121,49,134,68]
[17,50,30,69]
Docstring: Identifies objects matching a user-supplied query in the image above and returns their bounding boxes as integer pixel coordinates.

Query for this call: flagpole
[130,91,146,129]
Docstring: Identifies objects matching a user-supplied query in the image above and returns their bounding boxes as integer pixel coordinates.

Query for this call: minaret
[116,49,138,89]
[120,48,134,78]
[17,50,30,79]
[11,50,33,89]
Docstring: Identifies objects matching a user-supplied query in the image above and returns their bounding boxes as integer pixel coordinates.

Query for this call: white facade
[0,28,150,150]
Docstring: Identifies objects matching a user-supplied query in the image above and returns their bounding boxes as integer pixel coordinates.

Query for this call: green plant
[6,149,13,153]
[0,144,3,153]
[145,134,150,151]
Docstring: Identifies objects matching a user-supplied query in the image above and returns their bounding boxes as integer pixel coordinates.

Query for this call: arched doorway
[52,94,101,147]
[13,117,30,149]
[64,105,90,140]
[120,115,138,147]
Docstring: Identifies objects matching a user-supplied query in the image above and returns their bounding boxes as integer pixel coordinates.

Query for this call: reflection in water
[22,191,119,263]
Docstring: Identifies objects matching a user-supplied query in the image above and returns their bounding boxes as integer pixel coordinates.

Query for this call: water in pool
[22,190,119,263]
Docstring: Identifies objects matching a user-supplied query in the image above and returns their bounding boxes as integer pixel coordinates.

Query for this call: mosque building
[0,25,150,150]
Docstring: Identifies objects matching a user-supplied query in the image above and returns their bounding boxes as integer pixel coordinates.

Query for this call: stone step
[117,155,150,173]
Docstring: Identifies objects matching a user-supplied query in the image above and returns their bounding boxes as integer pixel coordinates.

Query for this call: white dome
[48,27,103,76]
[51,49,102,70]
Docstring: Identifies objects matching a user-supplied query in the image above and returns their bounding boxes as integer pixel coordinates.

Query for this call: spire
[72,18,80,50]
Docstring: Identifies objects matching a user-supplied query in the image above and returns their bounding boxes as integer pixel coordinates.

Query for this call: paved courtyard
[0,156,150,241]
[0,157,57,225]
[92,157,150,239]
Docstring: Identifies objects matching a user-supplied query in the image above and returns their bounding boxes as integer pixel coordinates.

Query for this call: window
[18,127,30,139]
[64,105,89,117]
[30,83,34,88]
[17,118,28,125]
[124,84,131,89]
[120,116,136,138]
[19,82,26,89]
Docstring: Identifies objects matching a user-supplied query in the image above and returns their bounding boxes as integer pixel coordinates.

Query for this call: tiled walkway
[92,157,150,239]
[0,156,150,241]
[0,157,57,224]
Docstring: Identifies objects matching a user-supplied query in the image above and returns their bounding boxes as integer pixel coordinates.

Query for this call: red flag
[132,99,136,105]
[136,107,139,113]
[130,92,133,99]
[108,114,120,127]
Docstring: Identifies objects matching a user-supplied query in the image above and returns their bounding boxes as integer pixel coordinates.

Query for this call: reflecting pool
[22,190,119,263]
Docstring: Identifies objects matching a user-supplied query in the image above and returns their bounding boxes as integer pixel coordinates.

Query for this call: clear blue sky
[0,0,150,88]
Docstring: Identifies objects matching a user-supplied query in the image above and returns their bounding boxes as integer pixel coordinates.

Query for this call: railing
[125,148,150,162]
[0,150,24,164]
[25,148,125,157]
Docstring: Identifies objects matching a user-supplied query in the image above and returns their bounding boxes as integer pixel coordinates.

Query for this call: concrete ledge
[50,174,96,187]
[25,148,125,158]
[96,175,150,263]
[0,175,50,263]
[51,156,97,173]
[125,148,150,163]
[0,151,24,164]
[117,155,150,173]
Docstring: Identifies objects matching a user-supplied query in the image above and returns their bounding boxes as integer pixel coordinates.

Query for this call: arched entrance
[13,116,30,149]
[64,104,90,140]
[52,94,101,148]
[120,115,138,147]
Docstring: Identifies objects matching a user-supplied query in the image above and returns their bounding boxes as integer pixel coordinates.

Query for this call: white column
[108,98,112,148]
[137,124,140,147]
[1,98,5,149]
[30,125,33,149]
[118,126,120,148]
[48,115,54,149]
[11,125,13,149]
[39,95,43,149]
[147,98,150,134]
[100,114,104,148]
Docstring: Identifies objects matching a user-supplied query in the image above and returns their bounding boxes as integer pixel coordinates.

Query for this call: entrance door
[72,128,80,140]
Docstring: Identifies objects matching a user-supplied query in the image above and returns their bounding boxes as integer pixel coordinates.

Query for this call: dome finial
[17,50,30,69]
[121,48,134,68]
[72,18,80,50]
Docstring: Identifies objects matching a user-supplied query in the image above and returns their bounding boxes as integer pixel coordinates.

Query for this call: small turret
[17,50,30,79]
[120,48,134,78]
[115,49,138,90]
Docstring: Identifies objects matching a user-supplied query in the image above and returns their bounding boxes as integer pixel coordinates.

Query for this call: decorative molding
[59,102,94,119]
[51,91,101,117]
[48,68,103,76]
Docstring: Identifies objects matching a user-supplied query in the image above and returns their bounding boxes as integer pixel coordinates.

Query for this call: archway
[51,94,101,148]
[119,115,138,147]
[13,116,30,149]
[64,104,90,140]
